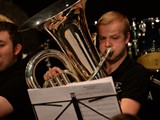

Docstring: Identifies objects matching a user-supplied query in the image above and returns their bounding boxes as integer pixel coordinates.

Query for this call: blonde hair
[97,11,130,39]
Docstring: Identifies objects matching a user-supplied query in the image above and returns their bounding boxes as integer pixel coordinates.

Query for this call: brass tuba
[19,0,112,88]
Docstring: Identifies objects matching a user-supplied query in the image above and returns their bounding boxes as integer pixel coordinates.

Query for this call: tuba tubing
[19,0,110,88]
[25,49,79,88]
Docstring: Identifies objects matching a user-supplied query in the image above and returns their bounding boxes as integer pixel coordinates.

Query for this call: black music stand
[28,76,122,120]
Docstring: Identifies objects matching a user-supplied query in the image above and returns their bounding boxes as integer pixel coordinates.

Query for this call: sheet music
[28,76,121,120]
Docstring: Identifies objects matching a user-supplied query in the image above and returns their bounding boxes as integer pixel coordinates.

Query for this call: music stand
[28,76,122,120]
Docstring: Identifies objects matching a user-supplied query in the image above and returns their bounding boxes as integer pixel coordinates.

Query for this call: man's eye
[112,37,119,40]
[99,37,105,41]
[0,44,5,47]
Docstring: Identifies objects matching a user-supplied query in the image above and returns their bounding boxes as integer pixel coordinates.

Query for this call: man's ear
[125,32,130,44]
[14,44,22,55]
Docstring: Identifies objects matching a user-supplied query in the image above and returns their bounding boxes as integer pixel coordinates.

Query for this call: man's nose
[105,39,112,47]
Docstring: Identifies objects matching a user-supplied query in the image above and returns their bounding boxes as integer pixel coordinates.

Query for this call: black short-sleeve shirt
[110,55,150,120]
[111,55,150,104]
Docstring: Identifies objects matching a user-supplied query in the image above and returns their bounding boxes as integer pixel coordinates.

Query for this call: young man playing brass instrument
[43,11,150,120]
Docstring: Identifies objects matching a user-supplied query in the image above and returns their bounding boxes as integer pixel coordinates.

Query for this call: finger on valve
[49,67,63,75]
[43,67,63,81]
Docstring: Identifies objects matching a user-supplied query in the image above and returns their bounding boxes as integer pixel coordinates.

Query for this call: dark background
[11,0,160,28]
[11,0,160,21]
[12,0,160,23]
[1,0,160,53]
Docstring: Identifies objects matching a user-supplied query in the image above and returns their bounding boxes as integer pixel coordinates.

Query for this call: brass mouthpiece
[105,48,113,57]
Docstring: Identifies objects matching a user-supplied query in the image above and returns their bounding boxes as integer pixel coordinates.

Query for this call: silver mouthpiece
[105,48,113,57]
[88,47,113,81]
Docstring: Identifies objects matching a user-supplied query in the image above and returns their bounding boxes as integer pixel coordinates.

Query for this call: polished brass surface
[19,0,111,88]
[18,0,80,31]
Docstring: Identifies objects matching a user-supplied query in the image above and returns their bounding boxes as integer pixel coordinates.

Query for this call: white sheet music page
[28,76,121,120]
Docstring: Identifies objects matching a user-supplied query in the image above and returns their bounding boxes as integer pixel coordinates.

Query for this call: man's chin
[106,58,113,62]
[106,57,118,64]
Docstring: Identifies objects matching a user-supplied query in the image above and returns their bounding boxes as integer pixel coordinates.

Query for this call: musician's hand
[43,66,63,81]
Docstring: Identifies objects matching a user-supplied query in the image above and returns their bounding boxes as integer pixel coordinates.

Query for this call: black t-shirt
[110,55,151,120]
[0,58,36,120]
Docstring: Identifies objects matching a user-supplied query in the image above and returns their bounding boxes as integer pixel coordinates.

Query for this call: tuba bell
[19,0,112,88]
